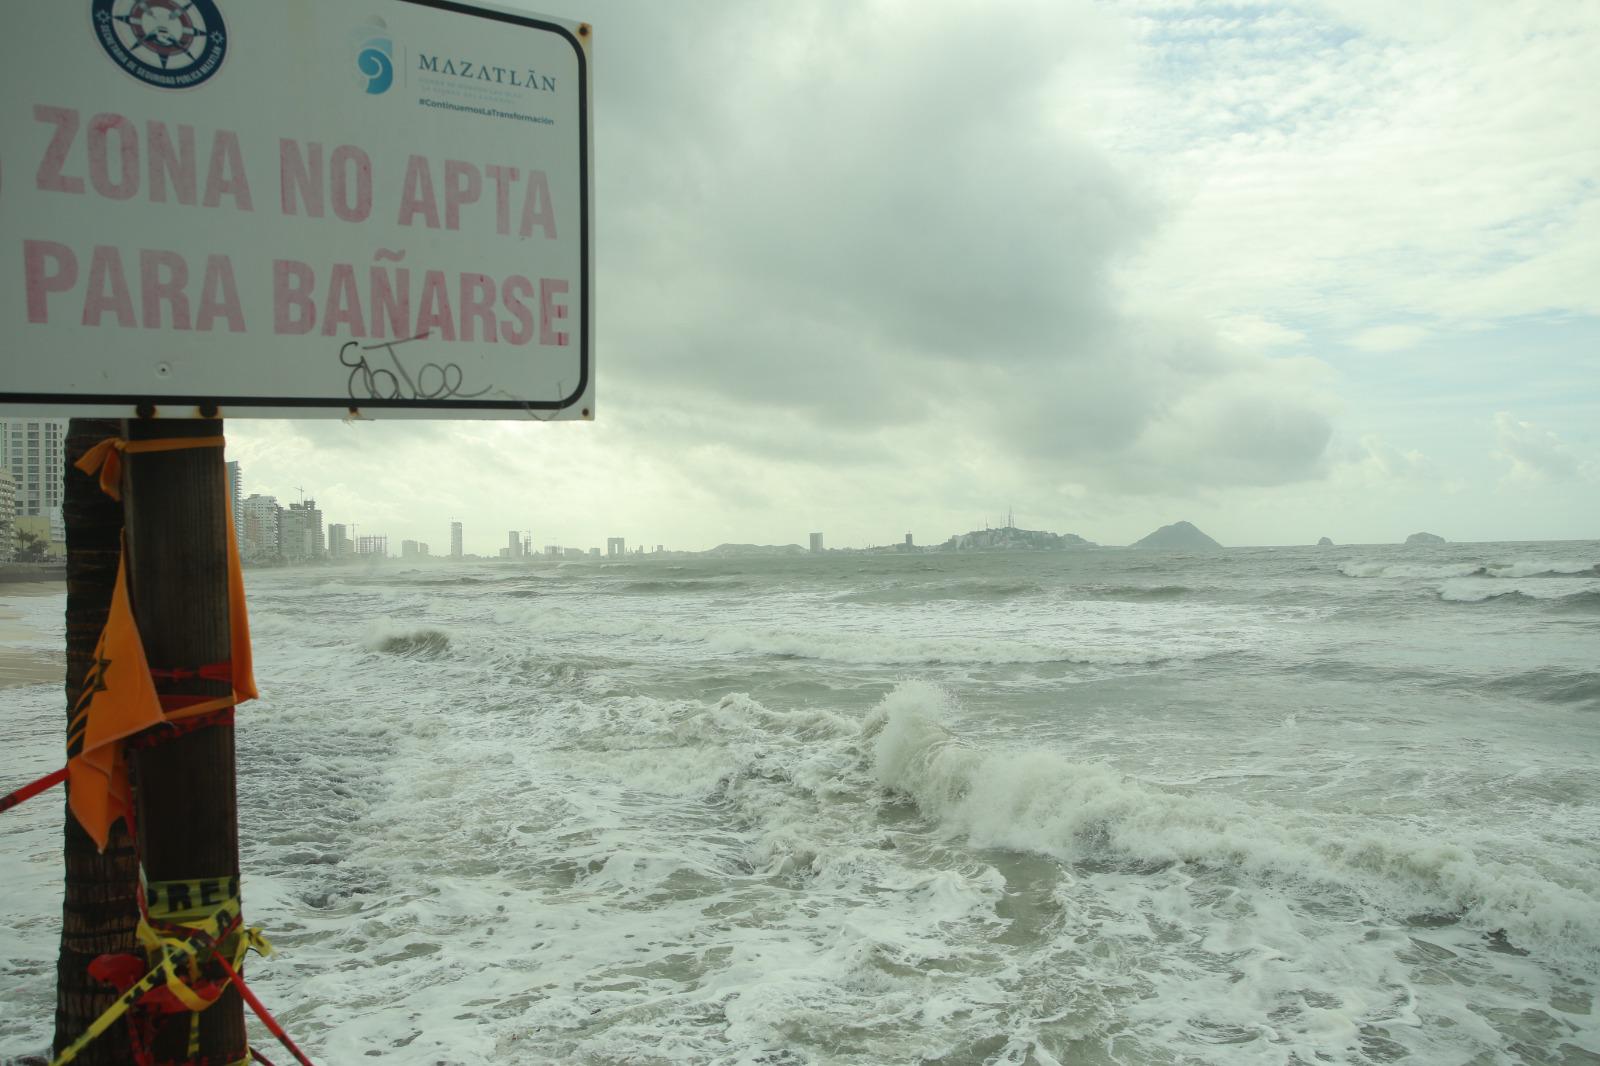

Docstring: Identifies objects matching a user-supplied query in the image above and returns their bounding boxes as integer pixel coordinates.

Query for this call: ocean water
[3,541,1598,1064]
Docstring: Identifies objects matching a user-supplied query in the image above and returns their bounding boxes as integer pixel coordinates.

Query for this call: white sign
[0,0,592,419]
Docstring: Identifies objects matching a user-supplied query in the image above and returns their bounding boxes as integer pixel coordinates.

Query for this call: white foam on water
[859,679,1600,1062]
[6,555,1599,1065]
[1339,561,1485,579]
[1340,558,1599,581]
[0,685,71,1057]
[1488,559,1598,578]
[0,589,65,651]
[864,682,1600,959]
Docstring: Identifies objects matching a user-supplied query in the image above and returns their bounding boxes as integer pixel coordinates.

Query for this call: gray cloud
[1494,412,1589,482]
[585,0,1335,493]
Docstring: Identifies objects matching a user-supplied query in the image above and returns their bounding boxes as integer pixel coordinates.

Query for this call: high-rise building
[905,533,913,547]
[809,532,824,553]
[1,419,68,543]
[328,523,350,559]
[401,539,421,558]
[606,537,625,557]
[356,535,388,558]
[507,530,522,559]
[240,494,281,558]
[225,461,244,554]
[284,498,324,561]
[450,521,463,559]
[0,470,15,562]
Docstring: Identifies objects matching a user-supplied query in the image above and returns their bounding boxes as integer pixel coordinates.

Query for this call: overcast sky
[227,0,1599,553]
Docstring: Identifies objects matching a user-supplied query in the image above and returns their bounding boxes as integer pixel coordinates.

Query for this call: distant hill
[1405,532,1446,545]
[703,543,807,557]
[1317,536,1334,546]
[938,527,1096,552]
[1131,521,1222,550]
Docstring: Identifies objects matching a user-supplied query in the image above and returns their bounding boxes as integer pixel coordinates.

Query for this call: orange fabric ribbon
[75,435,226,502]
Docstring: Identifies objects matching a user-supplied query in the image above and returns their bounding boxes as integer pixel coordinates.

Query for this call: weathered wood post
[53,419,138,1064]
[122,416,246,1059]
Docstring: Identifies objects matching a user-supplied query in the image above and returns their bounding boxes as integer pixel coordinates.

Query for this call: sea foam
[859,680,1600,972]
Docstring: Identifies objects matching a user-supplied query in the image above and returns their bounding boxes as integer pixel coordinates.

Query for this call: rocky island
[1405,532,1446,545]
[938,527,1096,552]
[1131,521,1222,550]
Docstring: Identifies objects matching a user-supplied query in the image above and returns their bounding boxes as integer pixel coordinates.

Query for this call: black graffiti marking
[340,334,493,402]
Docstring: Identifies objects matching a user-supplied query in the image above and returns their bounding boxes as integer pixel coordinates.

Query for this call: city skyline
[3,436,1590,563]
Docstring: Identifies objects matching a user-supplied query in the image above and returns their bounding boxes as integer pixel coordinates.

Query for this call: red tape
[213,953,316,1066]
[0,767,68,814]
[2,700,235,818]
[149,662,235,684]
[125,707,237,752]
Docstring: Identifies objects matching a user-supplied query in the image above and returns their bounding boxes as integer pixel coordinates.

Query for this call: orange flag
[225,491,257,705]
[66,436,258,848]
[66,551,165,851]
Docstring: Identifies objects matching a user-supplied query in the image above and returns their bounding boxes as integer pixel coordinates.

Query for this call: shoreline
[0,580,65,689]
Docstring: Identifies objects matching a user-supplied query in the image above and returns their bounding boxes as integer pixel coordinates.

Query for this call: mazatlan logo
[355,19,394,95]
[91,0,227,89]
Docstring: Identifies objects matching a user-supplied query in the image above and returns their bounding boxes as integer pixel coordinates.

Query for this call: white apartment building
[226,461,244,554]
[0,470,15,562]
[240,494,280,559]
[0,419,68,544]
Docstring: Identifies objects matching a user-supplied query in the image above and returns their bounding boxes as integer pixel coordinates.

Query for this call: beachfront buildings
[226,461,244,554]
[281,499,325,563]
[0,470,14,562]
[240,494,281,559]
[328,523,351,560]
[0,419,67,553]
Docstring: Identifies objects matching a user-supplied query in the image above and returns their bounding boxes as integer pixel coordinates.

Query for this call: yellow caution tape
[49,902,231,1066]
[139,877,273,1012]
[51,881,273,1066]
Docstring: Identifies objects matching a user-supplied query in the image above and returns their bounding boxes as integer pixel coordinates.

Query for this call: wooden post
[122,417,246,1060]
[53,419,138,1064]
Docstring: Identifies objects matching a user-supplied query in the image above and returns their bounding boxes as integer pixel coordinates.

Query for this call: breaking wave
[859,681,1600,971]
[364,622,453,658]
[1485,669,1600,709]
[1342,559,1598,579]
[705,628,1174,666]
[1436,578,1600,605]
[833,580,1044,604]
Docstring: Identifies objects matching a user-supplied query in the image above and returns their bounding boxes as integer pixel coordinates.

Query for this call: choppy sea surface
[3,541,1599,1064]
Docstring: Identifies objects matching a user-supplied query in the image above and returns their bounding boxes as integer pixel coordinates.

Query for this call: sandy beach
[0,582,65,690]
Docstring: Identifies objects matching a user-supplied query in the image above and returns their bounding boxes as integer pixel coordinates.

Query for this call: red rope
[212,953,316,1066]
[125,707,237,751]
[0,766,67,813]
[149,662,235,684]
[3,705,234,816]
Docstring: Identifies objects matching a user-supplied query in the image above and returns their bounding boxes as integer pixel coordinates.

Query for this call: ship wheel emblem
[91,0,228,89]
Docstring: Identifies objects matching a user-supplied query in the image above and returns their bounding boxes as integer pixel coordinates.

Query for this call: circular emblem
[91,0,228,90]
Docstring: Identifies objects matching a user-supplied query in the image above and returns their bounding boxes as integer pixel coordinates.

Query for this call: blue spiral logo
[357,36,393,95]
